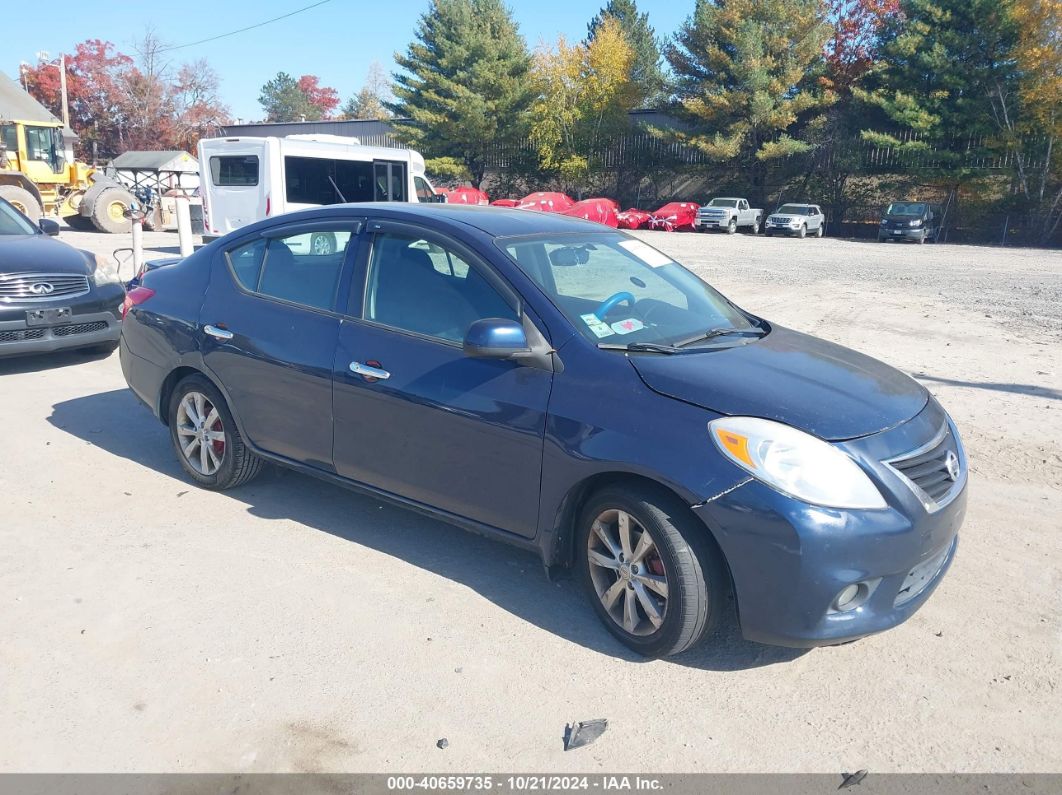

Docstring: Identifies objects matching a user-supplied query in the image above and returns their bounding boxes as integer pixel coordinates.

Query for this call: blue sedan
[119,204,966,657]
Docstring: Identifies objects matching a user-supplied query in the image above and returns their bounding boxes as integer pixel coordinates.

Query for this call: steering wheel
[594,291,636,320]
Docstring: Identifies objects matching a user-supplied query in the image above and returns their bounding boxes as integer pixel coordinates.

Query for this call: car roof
[274,202,609,238]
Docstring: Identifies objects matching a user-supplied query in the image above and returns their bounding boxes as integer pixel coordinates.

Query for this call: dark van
[878,202,942,244]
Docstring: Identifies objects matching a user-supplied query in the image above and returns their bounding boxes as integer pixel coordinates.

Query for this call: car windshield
[0,200,38,236]
[707,199,738,208]
[886,202,926,217]
[777,204,810,214]
[498,232,758,348]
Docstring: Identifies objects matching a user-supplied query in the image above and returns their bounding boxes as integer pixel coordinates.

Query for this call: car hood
[0,235,92,276]
[628,326,928,441]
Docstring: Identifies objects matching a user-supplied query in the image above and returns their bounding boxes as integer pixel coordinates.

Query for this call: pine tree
[856,0,1019,162]
[587,0,665,106]
[388,0,534,187]
[665,0,833,201]
[259,72,316,122]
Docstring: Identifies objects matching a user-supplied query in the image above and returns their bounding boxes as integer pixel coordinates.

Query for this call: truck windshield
[886,202,926,216]
[707,199,738,208]
[499,232,758,347]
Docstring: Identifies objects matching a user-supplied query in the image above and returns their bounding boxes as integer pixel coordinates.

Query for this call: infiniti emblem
[29,282,55,295]
[944,451,960,482]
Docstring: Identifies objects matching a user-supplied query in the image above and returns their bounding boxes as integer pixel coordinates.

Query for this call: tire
[576,483,728,658]
[726,218,737,234]
[0,185,42,223]
[750,217,761,234]
[168,375,262,490]
[815,224,824,238]
[310,231,337,255]
[90,187,135,234]
[798,223,807,239]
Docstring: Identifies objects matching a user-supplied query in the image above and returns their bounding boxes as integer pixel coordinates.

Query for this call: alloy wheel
[175,391,226,476]
[586,509,670,636]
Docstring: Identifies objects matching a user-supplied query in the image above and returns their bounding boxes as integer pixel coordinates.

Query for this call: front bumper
[879,226,925,240]
[766,223,803,235]
[694,216,729,230]
[0,286,124,357]
[695,401,966,647]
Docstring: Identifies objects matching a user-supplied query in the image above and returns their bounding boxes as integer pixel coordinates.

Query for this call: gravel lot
[2,225,1060,773]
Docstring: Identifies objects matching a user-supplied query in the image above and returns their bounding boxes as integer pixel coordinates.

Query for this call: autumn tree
[259,72,338,122]
[666,0,833,202]
[587,0,665,106]
[388,0,535,187]
[822,0,899,92]
[530,18,640,195]
[341,61,393,120]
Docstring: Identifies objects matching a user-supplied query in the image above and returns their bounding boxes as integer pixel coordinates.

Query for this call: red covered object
[440,186,490,205]
[562,198,619,227]
[516,192,575,213]
[490,198,520,207]
[617,207,651,230]
[648,202,699,232]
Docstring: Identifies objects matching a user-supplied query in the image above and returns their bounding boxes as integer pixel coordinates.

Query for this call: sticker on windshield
[580,313,614,338]
[611,318,645,335]
[618,239,672,268]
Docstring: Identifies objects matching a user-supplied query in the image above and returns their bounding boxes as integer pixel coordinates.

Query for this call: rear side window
[225,227,354,311]
[284,157,374,205]
[210,155,259,186]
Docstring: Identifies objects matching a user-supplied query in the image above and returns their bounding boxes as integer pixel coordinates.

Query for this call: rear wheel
[310,232,337,255]
[90,187,135,234]
[577,484,728,658]
[750,217,761,234]
[168,375,262,490]
[815,224,824,238]
[0,185,41,222]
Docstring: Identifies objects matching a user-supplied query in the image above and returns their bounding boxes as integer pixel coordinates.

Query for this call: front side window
[209,155,259,186]
[0,199,39,235]
[365,232,517,343]
[413,176,435,201]
[225,227,354,311]
[501,233,755,346]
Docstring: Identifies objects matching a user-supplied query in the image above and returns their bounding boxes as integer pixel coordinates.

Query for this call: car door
[331,221,553,537]
[199,218,361,469]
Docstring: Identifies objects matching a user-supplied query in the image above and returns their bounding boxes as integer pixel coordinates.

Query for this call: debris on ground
[436,738,448,749]
[563,719,608,751]
[839,770,868,789]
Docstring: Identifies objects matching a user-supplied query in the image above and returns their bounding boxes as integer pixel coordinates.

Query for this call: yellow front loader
[0,117,134,233]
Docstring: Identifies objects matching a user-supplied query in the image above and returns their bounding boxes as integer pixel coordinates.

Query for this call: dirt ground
[1,225,1060,773]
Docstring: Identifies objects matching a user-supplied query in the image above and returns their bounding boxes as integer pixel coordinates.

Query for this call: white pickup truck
[694,197,763,234]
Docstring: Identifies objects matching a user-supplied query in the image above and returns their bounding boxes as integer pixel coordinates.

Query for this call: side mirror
[39,219,60,236]
[463,318,529,359]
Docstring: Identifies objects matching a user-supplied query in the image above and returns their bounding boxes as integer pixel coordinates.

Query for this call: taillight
[121,286,155,319]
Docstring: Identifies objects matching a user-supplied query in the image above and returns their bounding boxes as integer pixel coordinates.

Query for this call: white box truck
[197,134,437,241]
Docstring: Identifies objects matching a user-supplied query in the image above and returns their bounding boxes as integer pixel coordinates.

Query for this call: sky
[3,0,690,122]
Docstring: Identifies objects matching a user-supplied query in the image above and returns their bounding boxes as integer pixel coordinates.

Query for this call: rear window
[210,155,259,186]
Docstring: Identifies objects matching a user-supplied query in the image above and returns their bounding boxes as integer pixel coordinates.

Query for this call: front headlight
[708,417,887,510]
[908,219,923,227]
[92,253,121,286]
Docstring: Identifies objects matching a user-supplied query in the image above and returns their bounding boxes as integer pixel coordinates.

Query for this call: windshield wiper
[597,341,684,354]
[675,326,765,347]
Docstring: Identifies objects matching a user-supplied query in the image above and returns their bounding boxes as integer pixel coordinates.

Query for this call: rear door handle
[349,361,390,380]
[204,324,233,340]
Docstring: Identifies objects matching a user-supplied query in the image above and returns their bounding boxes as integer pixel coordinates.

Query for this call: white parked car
[197,135,437,244]
[694,197,763,234]
[765,203,826,238]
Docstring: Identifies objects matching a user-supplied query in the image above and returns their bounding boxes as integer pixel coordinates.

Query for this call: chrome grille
[0,272,90,302]
[884,423,966,512]
[53,321,108,337]
[0,328,46,343]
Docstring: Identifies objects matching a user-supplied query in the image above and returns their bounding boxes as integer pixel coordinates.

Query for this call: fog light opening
[833,582,870,612]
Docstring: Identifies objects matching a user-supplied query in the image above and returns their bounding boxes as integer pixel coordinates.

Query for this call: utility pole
[59,54,70,130]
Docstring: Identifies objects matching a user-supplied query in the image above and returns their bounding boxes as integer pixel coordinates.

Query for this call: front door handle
[349,361,390,380]
[204,324,233,341]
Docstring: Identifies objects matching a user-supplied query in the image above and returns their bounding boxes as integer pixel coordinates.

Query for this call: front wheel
[577,484,728,658]
[797,223,807,239]
[726,218,737,234]
[169,375,262,490]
